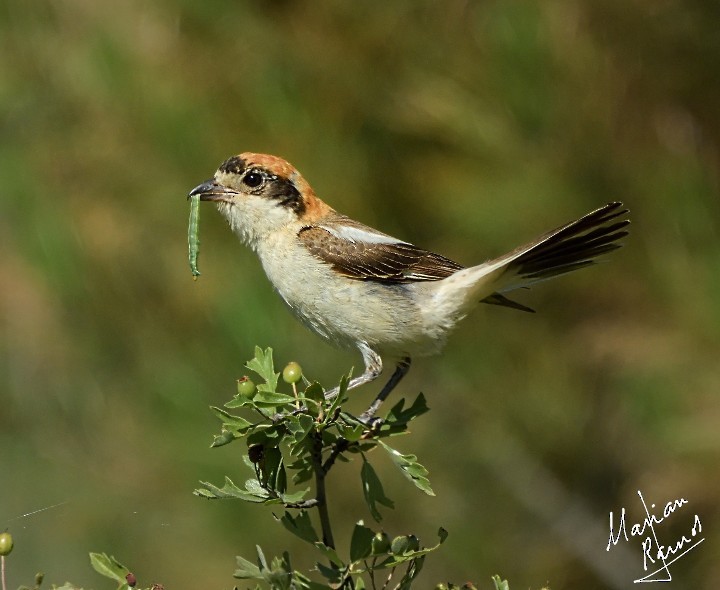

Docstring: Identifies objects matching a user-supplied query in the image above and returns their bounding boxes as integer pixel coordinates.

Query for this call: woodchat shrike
[189,153,629,419]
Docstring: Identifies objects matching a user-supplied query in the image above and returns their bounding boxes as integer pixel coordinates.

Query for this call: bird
[189,152,629,421]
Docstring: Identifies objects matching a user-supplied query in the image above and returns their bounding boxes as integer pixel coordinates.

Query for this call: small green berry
[0,531,13,556]
[236,376,256,398]
[282,361,302,384]
[390,535,410,555]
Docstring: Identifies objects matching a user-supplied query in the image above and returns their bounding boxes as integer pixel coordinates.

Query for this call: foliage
[0,343,558,589]
[195,346,445,589]
[2,351,527,590]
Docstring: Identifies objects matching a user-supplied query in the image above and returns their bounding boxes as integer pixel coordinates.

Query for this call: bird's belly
[258,245,446,357]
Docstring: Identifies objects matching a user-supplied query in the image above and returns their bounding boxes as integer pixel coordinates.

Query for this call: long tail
[486,201,630,310]
[434,202,630,314]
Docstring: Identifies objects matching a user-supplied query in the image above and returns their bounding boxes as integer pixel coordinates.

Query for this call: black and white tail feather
[481,201,630,311]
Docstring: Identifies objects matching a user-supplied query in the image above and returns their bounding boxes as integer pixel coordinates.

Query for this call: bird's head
[189,152,333,247]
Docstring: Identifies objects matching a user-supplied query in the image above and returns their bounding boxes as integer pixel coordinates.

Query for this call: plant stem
[323,428,377,474]
[312,433,335,548]
[285,498,319,509]
[365,559,377,590]
[323,438,350,474]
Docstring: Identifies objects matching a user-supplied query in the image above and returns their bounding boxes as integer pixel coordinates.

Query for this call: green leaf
[234,554,262,579]
[235,549,317,589]
[293,570,328,590]
[385,393,429,425]
[378,440,434,496]
[259,446,287,493]
[211,429,236,447]
[350,521,375,561]
[361,458,394,521]
[279,510,319,544]
[313,542,344,566]
[338,423,365,442]
[302,382,325,404]
[194,476,270,502]
[395,554,425,589]
[376,528,448,568]
[244,478,268,496]
[491,575,510,590]
[288,455,313,485]
[210,406,253,431]
[89,553,128,583]
[320,428,339,447]
[279,487,311,504]
[252,391,297,407]
[246,347,279,393]
[247,424,283,447]
[289,436,314,463]
[371,531,392,555]
[256,544,268,570]
[224,396,250,409]
[287,414,315,444]
[316,562,343,584]
[265,554,295,589]
[324,373,350,420]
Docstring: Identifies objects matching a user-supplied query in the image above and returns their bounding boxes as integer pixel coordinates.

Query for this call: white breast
[254,229,450,357]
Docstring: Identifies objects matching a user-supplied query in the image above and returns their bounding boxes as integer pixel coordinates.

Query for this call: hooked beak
[188,179,238,202]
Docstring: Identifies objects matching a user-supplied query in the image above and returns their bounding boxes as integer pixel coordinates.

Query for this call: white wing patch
[319,223,407,245]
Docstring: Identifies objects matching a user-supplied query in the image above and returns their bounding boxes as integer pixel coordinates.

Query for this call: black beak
[188,179,237,201]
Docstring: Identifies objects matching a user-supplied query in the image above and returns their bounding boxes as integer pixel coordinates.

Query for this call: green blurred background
[2,1,719,588]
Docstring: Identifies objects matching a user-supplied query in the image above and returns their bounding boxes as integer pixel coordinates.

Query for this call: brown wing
[297,223,464,283]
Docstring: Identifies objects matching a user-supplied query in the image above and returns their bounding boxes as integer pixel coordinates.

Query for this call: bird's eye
[243,172,264,188]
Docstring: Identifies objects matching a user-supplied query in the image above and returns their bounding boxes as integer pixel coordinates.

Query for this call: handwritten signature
[606,490,705,583]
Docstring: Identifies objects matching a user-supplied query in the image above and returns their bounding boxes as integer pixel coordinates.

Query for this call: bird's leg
[324,343,382,401]
[359,357,412,424]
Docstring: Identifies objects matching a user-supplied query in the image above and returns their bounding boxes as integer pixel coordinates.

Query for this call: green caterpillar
[188,193,201,279]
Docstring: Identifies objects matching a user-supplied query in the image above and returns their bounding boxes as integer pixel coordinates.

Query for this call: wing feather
[297,217,463,283]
